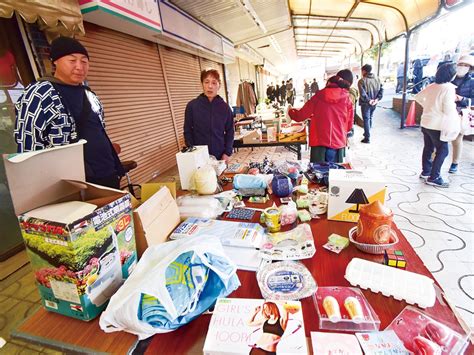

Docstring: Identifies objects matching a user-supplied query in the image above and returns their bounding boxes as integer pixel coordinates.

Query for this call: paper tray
[345,258,436,308]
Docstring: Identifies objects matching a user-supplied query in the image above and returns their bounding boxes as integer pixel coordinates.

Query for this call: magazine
[204,298,308,355]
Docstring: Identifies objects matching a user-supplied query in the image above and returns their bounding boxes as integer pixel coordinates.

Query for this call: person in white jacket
[415,63,458,188]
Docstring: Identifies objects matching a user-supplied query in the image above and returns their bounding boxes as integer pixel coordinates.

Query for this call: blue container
[272,175,293,197]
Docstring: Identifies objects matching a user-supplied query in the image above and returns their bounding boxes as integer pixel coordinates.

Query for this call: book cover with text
[204,298,308,355]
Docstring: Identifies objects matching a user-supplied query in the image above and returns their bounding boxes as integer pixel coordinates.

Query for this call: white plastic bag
[440,112,461,142]
[99,235,240,339]
[461,107,474,136]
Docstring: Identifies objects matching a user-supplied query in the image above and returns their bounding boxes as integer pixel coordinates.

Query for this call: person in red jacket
[288,71,354,163]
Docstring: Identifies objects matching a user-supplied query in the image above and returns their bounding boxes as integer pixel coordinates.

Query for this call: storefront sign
[80,0,161,38]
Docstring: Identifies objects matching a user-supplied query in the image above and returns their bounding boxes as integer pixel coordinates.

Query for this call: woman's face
[202,75,220,100]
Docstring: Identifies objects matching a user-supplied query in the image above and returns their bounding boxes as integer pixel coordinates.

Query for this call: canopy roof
[290,0,442,58]
[0,0,84,37]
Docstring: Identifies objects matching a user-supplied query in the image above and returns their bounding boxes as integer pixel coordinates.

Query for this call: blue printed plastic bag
[100,235,240,339]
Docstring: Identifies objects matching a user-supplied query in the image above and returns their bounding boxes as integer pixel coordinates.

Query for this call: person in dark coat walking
[184,69,234,162]
[358,64,383,143]
[280,80,286,105]
[310,78,319,96]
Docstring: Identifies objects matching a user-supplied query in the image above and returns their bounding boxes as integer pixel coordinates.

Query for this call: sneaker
[448,163,458,174]
[426,177,449,188]
[419,173,429,180]
[360,138,370,143]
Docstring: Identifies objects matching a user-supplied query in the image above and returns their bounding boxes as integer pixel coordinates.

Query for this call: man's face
[202,75,220,100]
[54,54,89,85]
[362,70,367,77]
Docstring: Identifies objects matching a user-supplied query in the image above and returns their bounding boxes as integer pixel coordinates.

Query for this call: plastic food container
[386,306,468,354]
[257,260,317,300]
[345,258,436,308]
[313,287,380,332]
[349,226,399,254]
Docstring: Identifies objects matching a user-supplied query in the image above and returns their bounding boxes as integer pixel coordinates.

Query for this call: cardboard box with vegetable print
[3,141,137,321]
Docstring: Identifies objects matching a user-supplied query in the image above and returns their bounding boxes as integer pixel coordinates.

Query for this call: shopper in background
[279,80,286,106]
[448,54,474,174]
[274,83,280,105]
[184,69,234,162]
[415,63,458,188]
[303,79,310,103]
[358,64,383,143]
[338,69,359,138]
[310,78,319,97]
[396,62,404,94]
[288,71,353,163]
[286,78,294,106]
[14,37,124,188]
[412,59,424,94]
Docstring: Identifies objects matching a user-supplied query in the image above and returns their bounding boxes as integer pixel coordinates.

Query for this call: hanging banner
[80,0,161,41]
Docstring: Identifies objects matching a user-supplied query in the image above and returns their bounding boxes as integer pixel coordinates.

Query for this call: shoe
[426,177,449,188]
[360,138,370,143]
[419,173,429,180]
[449,163,458,174]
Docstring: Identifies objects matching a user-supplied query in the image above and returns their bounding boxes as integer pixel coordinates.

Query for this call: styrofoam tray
[344,258,436,308]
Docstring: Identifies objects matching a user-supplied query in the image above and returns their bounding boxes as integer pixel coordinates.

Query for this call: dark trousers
[421,127,449,180]
[396,77,403,93]
[87,174,121,189]
[361,104,376,140]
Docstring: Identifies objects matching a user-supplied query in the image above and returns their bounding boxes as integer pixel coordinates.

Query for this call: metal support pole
[376,42,382,76]
[400,31,411,129]
[361,52,364,68]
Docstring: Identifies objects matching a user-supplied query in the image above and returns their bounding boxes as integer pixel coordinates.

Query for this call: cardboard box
[133,186,180,257]
[328,169,386,222]
[176,145,209,190]
[3,141,137,321]
[242,129,262,144]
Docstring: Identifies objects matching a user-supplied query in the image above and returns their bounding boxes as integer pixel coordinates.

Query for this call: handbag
[461,107,474,136]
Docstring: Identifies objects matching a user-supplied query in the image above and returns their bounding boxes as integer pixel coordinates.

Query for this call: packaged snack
[313,287,380,332]
[297,209,311,222]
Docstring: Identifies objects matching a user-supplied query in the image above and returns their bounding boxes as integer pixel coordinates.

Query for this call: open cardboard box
[3,141,137,321]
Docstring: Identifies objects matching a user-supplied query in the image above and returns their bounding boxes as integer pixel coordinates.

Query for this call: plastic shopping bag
[461,107,474,136]
[99,235,240,339]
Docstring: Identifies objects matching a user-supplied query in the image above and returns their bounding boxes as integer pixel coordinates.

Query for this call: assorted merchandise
[233,174,267,190]
[384,249,407,269]
[272,174,294,197]
[226,208,256,220]
[345,258,436,308]
[307,162,345,186]
[323,233,350,254]
[100,235,240,339]
[386,306,468,354]
[177,195,225,220]
[313,287,380,332]
[176,145,210,190]
[263,206,282,232]
[257,261,317,300]
[203,298,307,355]
[259,223,316,260]
[191,165,219,195]
[279,201,298,226]
[355,330,409,354]
[297,209,311,222]
[328,169,386,222]
[169,217,264,249]
[310,332,362,355]
[248,195,270,203]
[356,201,394,244]
[349,226,399,254]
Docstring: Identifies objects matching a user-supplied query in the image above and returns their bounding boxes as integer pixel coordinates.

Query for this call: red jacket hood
[319,85,349,104]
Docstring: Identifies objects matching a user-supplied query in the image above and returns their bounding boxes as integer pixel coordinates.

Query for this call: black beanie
[336,69,354,86]
[50,37,89,62]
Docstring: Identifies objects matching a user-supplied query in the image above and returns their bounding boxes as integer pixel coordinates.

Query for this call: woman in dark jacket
[448,54,474,173]
[184,69,234,162]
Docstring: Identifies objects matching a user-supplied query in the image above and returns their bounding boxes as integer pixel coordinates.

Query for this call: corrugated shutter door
[199,58,226,100]
[160,46,202,149]
[80,23,179,185]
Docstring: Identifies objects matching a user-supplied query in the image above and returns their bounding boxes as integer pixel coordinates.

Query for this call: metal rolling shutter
[80,23,179,185]
[160,46,202,149]
[199,58,226,101]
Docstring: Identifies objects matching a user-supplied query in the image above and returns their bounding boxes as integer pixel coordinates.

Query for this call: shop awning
[0,0,85,36]
[289,0,442,58]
